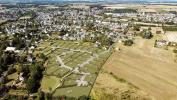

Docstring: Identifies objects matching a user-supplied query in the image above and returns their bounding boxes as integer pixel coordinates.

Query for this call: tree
[85,22,95,32]
[133,25,140,31]
[26,62,45,93]
[124,39,134,46]
[39,53,47,61]
[26,77,36,93]
[30,62,44,80]
[140,30,153,39]
[45,92,52,100]
[148,27,152,31]
[162,23,166,33]
[12,35,26,49]
[17,64,29,77]
[38,90,45,100]
[0,52,16,71]
[59,29,68,36]
[78,95,90,100]
[173,49,177,53]
[19,54,27,63]
[0,42,7,50]
[143,31,153,39]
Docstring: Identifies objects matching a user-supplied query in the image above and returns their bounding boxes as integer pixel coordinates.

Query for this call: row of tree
[83,32,113,47]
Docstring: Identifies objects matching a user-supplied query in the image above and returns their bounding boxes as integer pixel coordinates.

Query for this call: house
[126,31,135,36]
[30,46,35,50]
[19,73,24,82]
[155,40,168,47]
[5,47,16,52]
[95,41,101,47]
[27,54,34,63]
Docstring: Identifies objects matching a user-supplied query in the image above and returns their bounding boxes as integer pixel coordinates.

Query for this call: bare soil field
[70,4,90,9]
[166,31,177,42]
[135,22,174,27]
[103,4,143,9]
[103,4,177,12]
[100,37,177,100]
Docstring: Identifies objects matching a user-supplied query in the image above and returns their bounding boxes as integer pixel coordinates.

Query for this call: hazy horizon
[1,0,177,3]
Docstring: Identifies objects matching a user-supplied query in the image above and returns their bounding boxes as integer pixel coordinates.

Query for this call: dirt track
[104,38,177,100]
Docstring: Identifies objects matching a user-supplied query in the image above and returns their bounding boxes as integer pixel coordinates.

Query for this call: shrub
[124,39,134,46]
[173,49,177,53]
[139,30,153,39]
[133,25,140,31]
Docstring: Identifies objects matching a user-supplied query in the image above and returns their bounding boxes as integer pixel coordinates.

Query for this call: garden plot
[41,76,61,92]
[36,40,111,98]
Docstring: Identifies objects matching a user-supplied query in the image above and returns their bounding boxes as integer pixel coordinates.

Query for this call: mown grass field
[36,40,111,98]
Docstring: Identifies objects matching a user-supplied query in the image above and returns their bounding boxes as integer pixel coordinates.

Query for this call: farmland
[35,40,111,98]
[90,69,153,100]
[103,4,177,12]
[98,36,177,100]
[166,31,177,42]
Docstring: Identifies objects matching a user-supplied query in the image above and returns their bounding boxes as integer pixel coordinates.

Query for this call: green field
[36,40,111,98]
[40,76,61,92]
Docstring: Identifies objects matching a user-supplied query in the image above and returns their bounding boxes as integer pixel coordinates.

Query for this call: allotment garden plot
[37,40,111,98]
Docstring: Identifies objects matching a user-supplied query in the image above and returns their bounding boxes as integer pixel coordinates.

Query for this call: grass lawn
[53,86,92,98]
[80,64,98,74]
[6,72,18,86]
[41,75,61,93]
[8,90,28,96]
[7,72,18,80]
